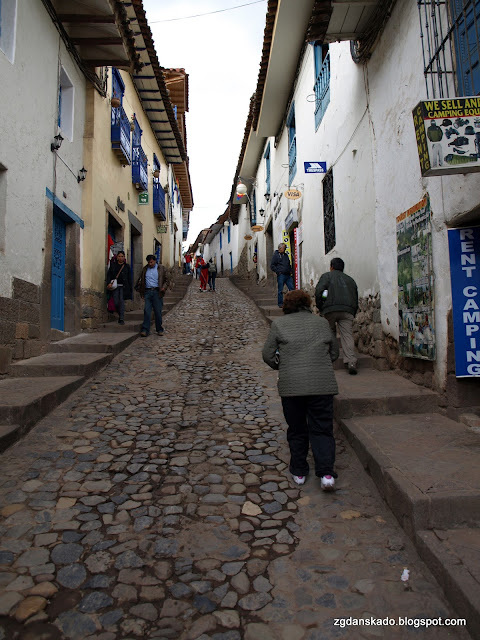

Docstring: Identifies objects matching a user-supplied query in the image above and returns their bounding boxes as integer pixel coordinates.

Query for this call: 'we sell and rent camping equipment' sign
[413,97,480,176]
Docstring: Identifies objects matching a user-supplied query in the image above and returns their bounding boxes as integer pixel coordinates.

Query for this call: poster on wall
[412,97,480,176]
[282,231,292,263]
[396,195,436,360]
[294,228,299,288]
[447,226,480,378]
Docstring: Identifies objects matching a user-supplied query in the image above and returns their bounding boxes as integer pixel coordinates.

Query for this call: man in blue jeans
[136,255,171,336]
[270,243,294,307]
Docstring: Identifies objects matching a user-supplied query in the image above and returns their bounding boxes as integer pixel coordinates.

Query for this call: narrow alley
[0,280,470,640]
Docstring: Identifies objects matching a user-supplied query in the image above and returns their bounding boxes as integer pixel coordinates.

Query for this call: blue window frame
[227,224,231,243]
[264,143,271,195]
[450,0,480,95]
[287,104,297,185]
[131,115,148,191]
[314,44,330,129]
[152,154,166,219]
[111,68,131,165]
[220,232,223,250]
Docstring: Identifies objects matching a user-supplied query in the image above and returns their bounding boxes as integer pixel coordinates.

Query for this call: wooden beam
[83,59,131,67]
[71,36,124,45]
[57,14,116,24]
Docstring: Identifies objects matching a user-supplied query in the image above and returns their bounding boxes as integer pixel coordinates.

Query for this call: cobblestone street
[0,279,471,640]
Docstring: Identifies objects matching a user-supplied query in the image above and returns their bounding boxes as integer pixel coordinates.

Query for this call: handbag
[107,296,116,312]
[107,263,125,291]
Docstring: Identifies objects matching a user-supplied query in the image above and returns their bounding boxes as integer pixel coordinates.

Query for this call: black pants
[281,395,335,477]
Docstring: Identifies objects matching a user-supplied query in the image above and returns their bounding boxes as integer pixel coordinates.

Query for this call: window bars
[323,169,336,255]
[418,0,480,99]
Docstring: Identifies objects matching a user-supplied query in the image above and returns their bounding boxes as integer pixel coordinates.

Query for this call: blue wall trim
[46,188,84,228]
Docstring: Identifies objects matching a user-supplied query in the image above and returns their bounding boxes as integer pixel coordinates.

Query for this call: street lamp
[51,134,64,152]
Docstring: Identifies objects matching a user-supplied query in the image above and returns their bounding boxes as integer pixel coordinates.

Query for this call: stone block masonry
[0,279,43,371]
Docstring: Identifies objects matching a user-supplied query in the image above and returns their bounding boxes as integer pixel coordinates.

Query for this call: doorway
[51,212,66,330]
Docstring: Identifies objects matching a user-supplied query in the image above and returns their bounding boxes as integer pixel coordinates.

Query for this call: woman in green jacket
[262,290,339,490]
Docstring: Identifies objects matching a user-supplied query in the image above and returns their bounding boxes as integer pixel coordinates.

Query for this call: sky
[141,0,268,247]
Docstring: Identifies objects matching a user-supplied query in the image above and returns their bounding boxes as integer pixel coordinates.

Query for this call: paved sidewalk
[0,279,473,639]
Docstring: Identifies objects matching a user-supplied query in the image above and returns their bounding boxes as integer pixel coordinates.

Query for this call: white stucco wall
[367,0,480,386]
[0,0,86,297]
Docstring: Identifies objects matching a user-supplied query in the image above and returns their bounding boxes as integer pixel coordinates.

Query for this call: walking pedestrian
[262,290,339,490]
[208,259,217,291]
[185,252,192,275]
[315,257,359,375]
[199,257,209,291]
[106,250,132,325]
[270,243,294,307]
[136,254,171,336]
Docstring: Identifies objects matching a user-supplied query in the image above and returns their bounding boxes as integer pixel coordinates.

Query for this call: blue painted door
[51,213,66,330]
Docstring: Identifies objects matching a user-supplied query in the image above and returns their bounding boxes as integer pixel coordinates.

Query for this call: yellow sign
[282,230,292,263]
[244,234,253,240]
[251,225,264,232]
[284,188,302,200]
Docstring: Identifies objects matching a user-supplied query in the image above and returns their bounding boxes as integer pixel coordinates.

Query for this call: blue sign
[304,161,327,174]
[447,226,480,377]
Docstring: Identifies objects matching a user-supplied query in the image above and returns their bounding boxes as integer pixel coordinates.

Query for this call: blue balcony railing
[111,105,131,165]
[132,145,148,191]
[153,180,166,219]
[314,50,330,130]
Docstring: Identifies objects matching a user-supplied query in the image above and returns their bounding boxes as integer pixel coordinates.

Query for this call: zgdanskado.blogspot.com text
[333,617,467,630]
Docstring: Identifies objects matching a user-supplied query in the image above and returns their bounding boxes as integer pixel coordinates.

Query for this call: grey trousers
[325,311,357,366]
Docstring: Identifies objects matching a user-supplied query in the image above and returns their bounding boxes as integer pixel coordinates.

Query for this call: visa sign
[304,161,327,174]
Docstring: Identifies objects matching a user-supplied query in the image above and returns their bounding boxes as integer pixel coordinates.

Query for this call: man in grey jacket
[315,257,359,375]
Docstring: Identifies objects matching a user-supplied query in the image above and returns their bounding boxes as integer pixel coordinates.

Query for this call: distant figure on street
[199,257,209,291]
[106,250,132,325]
[136,254,171,337]
[208,259,217,291]
[270,243,294,307]
[195,255,202,279]
[184,252,192,275]
[262,290,339,490]
[315,257,359,375]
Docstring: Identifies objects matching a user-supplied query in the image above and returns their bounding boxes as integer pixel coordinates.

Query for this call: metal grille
[418,0,480,99]
[323,169,336,255]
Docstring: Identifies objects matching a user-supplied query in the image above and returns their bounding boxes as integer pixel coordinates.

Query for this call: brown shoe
[140,331,148,337]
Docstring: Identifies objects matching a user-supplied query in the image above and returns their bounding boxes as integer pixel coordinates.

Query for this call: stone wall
[81,288,108,330]
[0,278,44,373]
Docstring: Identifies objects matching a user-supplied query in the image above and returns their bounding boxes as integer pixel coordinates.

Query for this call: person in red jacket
[199,257,209,291]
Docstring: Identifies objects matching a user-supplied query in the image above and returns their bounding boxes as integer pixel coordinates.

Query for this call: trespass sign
[447,226,480,377]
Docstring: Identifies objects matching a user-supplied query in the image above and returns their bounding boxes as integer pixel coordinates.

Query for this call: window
[111,68,131,165]
[287,104,297,185]
[227,223,231,243]
[313,44,330,129]
[58,67,74,141]
[220,231,222,250]
[418,1,480,98]
[323,168,335,254]
[0,0,17,63]
[264,143,271,195]
[152,154,166,219]
[131,116,148,191]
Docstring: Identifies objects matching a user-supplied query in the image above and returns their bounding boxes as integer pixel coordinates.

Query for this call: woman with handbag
[106,251,132,325]
[262,289,339,490]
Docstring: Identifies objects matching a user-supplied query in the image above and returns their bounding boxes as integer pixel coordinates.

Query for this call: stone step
[333,353,374,370]
[48,332,137,355]
[0,376,84,450]
[9,353,112,378]
[415,529,480,640]
[258,305,283,317]
[334,368,440,419]
[99,320,143,333]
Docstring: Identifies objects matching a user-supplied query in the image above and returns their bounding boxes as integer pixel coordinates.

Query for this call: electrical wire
[149,0,266,23]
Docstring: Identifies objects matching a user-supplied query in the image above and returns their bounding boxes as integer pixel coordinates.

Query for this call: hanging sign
[284,188,302,200]
[244,235,253,240]
[304,162,327,173]
[251,225,264,232]
[447,225,480,377]
[138,192,149,205]
[294,227,299,288]
[412,97,480,176]
[282,231,292,264]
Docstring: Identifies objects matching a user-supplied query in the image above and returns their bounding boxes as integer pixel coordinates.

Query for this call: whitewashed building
[228,0,480,410]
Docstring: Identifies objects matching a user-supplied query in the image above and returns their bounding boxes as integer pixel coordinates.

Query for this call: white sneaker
[291,474,306,485]
[320,475,335,491]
